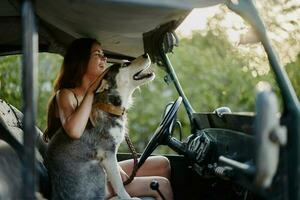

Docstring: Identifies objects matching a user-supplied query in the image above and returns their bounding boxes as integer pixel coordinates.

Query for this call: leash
[123,132,139,185]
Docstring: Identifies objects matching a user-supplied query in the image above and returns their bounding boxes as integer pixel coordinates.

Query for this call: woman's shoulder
[56,88,78,108]
[56,88,75,96]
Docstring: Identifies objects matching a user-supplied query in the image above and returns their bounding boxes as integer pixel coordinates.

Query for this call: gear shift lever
[150,179,166,200]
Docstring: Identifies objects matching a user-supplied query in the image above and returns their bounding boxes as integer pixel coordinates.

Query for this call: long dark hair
[43,38,99,141]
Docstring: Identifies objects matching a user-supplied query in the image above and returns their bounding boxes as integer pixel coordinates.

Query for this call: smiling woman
[44,38,103,141]
[44,38,172,200]
[87,44,107,77]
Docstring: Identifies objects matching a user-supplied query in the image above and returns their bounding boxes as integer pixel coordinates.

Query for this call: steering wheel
[137,96,182,169]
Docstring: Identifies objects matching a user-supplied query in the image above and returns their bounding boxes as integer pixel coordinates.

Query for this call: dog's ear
[95,79,109,93]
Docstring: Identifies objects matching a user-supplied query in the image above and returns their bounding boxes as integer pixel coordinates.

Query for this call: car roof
[0,0,224,60]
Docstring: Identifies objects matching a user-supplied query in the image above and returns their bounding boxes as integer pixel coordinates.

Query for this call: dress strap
[71,90,79,108]
[65,89,79,108]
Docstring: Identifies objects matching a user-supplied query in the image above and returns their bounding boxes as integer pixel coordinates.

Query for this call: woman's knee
[155,177,173,199]
[152,156,171,179]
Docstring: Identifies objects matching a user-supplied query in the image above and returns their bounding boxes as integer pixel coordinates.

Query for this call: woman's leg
[119,155,171,179]
[124,176,173,200]
[118,156,173,200]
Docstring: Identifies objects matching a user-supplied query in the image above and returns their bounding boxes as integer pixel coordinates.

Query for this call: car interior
[0,0,300,199]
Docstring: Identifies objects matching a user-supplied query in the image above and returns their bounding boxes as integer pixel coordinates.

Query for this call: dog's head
[118,53,155,89]
[90,54,154,125]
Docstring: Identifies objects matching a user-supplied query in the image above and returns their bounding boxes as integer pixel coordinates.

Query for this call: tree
[0,56,22,109]
[285,53,300,98]
[0,54,62,130]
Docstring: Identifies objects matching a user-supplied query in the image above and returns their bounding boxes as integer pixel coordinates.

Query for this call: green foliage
[169,31,257,112]
[285,54,300,98]
[36,53,62,130]
[0,53,62,130]
[0,55,22,109]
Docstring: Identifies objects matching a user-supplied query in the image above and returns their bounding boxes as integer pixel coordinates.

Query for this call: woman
[44,38,173,200]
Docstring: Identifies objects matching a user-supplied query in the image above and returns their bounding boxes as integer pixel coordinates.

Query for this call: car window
[168,31,282,113]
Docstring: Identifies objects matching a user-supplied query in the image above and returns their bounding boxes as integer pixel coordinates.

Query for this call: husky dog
[47,54,154,200]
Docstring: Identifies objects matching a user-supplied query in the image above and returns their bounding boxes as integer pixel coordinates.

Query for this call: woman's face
[86,42,107,77]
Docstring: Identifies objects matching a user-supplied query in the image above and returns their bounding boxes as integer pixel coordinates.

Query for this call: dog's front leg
[102,153,131,199]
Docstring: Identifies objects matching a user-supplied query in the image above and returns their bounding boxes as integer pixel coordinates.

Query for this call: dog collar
[94,102,125,116]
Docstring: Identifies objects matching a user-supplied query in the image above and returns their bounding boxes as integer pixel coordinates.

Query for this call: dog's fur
[46,54,154,200]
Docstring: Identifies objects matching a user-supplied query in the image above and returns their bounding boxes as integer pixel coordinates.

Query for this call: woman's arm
[56,72,107,139]
[56,89,94,139]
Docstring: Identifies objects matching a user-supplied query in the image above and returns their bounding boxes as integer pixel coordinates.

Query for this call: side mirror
[213,106,232,117]
[254,82,287,188]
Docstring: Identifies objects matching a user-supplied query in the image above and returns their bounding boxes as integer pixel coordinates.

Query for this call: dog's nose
[142,53,148,58]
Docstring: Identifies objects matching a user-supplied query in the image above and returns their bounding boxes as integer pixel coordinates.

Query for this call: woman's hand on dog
[87,69,108,94]
[87,75,103,94]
